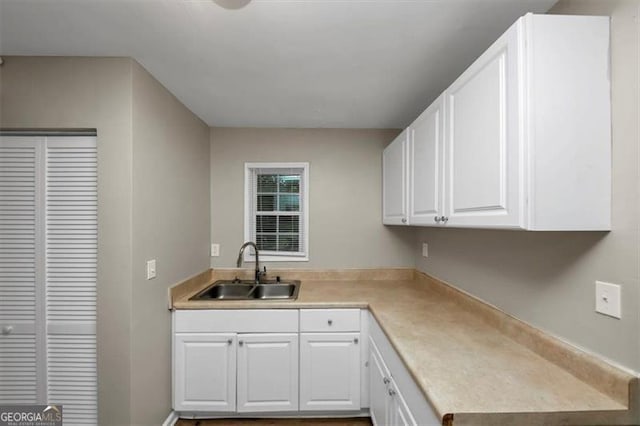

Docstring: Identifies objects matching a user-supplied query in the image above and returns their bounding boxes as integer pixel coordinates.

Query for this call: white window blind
[244,163,309,262]
[0,135,97,425]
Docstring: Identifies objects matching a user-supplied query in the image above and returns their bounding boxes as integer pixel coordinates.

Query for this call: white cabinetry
[369,338,417,426]
[172,310,299,414]
[445,21,521,228]
[382,13,611,230]
[382,130,408,225]
[237,333,298,412]
[173,309,364,415]
[300,309,362,411]
[408,95,445,225]
[369,314,441,426]
[174,333,236,412]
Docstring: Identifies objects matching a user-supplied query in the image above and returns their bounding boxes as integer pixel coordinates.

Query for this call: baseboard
[163,410,179,426]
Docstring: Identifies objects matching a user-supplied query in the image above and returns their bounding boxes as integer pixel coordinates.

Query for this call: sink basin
[190,279,301,301]
[252,283,299,299]
[193,283,253,300]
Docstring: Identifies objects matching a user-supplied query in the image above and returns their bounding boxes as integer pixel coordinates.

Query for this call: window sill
[244,254,309,263]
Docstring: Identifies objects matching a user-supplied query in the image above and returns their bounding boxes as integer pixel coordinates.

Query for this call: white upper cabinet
[445,22,522,228]
[382,130,408,225]
[383,13,611,230]
[408,95,445,225]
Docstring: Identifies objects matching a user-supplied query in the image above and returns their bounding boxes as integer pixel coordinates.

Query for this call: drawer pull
[327,319,333,326]
[239,340,244,346]
[227,339,233,345]
[354,337,359,344]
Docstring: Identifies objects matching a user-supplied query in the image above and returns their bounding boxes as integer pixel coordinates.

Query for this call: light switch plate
[595,281,621,319]
[422,243,428,258]
[211,243,220,257]
[146,259,157,280]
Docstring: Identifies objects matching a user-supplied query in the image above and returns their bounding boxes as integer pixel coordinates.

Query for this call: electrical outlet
[422,243,428,258]
[211,243,220,257]
[595,281,621,319]
[146,259,157,280]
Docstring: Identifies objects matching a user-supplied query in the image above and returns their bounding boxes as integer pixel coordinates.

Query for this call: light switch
[422,243,429,258]
[595,281,621,319]
[211,243,220,257]
[146,259,157,280]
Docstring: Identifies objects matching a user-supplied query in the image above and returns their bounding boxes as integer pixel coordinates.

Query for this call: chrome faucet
[236,241,263,283]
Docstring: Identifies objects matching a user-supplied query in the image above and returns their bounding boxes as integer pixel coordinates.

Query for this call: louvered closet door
[46,136,97,425]
[0,137,44,404]
[0,135,97,424]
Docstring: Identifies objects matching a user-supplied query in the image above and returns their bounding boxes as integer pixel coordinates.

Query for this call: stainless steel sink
[252,283,299,299]
[194,283,254,300]
[190,279,300,301]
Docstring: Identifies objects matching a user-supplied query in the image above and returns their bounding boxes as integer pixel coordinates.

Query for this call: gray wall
[0,57,135,425]
[130,63,210,424]
[414,0,640,373]
[210,127,415,269]
[0,57,211,425]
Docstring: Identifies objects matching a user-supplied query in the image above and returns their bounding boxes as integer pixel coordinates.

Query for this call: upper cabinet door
[382,130,408,225]
[408,95,445,226]
[444,20,524,229]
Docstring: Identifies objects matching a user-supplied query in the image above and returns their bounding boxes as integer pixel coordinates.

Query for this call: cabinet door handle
[434,216,441,223]
[327,319,333,326]
[354,338,359,344]
[238,340,244,346]
[388,388,396,396]
[401,218,407,224]
[227,339,233,345]
[442,216,449,223]
[383,377,390,385]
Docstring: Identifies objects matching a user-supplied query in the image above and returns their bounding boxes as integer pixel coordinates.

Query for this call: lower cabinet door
[369,337,391,425]
[237,333,299,412]
[173,333,236,412]
[389,383,418,426]
[300,333,361,411]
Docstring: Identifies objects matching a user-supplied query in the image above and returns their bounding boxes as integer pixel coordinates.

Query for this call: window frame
[244,162,310,262]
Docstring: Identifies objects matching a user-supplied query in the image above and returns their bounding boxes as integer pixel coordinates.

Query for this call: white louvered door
[0,137,43,404]
[0,135,97,425]
[45,137,97,424]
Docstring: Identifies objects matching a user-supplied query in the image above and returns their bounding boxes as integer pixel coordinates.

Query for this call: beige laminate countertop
[172,272,637,426]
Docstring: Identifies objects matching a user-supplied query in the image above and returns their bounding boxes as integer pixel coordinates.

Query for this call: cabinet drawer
[174,309,299,333]
[300,309,360,332]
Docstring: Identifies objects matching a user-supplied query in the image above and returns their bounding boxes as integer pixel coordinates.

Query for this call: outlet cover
[595,281,621,319]
[422,243,428,258]
[211,243,220,257]
[146,259,157,280]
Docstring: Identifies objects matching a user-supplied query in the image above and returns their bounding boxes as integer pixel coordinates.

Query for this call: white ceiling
[0,0,556,128]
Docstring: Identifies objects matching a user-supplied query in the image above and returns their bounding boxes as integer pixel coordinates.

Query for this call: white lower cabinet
[369,337,416,426]
[237,333,299,412]
[173,309,437,423]
[300,333,361,411]
[174,333,237,412]
[369,314,442,426]
[369,337,391,425]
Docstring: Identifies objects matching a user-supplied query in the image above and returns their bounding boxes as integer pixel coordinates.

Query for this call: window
[244,162,309,262]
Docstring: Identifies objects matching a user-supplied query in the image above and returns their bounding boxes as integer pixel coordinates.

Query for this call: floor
[176,418,372,426]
